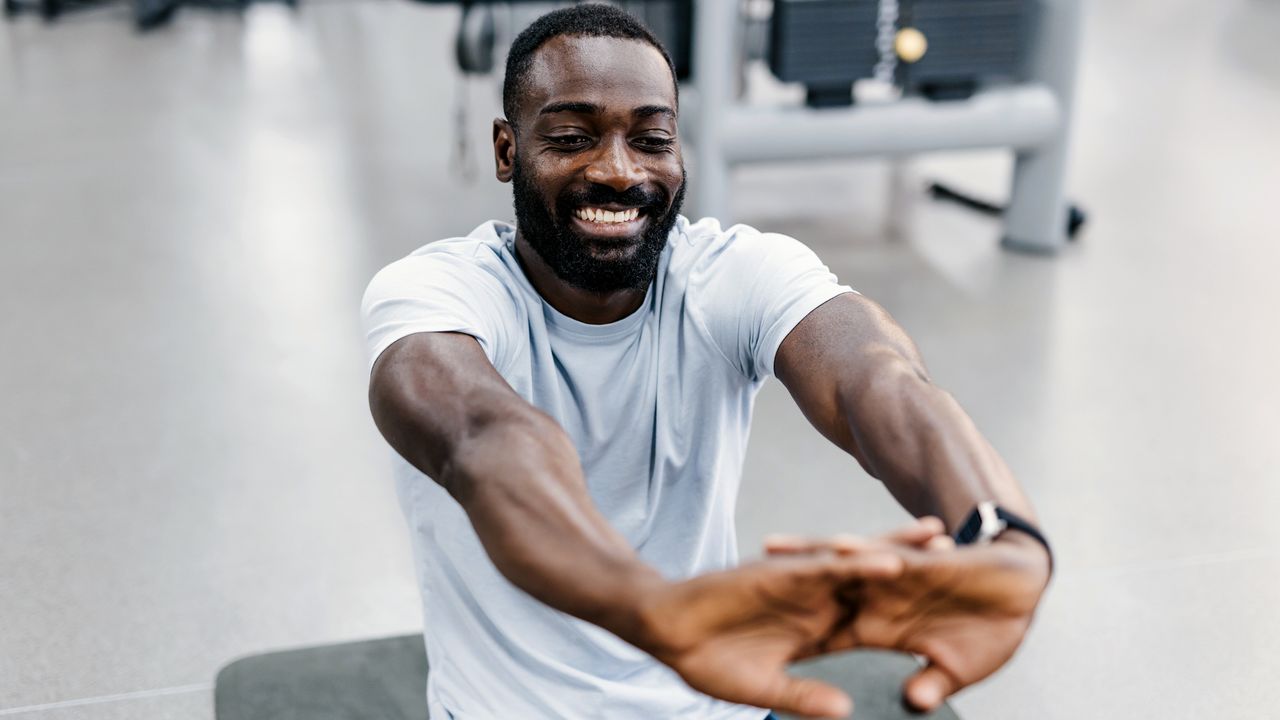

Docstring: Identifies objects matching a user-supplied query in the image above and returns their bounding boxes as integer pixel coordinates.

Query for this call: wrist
[955,501,1053,574]
[995,528,1053,578]
[586,564,677,654]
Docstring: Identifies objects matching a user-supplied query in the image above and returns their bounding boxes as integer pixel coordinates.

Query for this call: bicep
[774,293,927,459]
[368,331,537,481]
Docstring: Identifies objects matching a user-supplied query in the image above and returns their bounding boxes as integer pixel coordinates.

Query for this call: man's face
[503,35,686,294]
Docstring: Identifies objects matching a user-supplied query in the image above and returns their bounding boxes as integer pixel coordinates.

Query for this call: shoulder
[360,221,526,372]
[668,216,823,285]
[371,221,515,284]
[363,221,522,305]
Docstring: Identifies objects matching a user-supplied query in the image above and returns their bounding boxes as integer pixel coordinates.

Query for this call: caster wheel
[1066,204,1087,240]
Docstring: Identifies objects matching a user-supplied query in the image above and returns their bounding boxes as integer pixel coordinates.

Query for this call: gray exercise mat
[215,635,429,720]
[215,635,960,720]
[781,651,962,720]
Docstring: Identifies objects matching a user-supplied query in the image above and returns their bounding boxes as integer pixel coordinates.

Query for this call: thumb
[902,663,959,713]
[767,674,854,719]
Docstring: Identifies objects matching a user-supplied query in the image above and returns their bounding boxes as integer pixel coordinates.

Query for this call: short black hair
[502,3,678,126]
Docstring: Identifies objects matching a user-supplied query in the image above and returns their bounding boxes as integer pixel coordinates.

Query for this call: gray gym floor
[2,1,1278,718]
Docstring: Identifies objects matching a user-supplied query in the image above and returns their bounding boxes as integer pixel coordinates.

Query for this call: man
[362,5,1051,719]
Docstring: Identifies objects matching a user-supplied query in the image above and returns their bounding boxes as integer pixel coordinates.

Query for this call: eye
[633,136,675,152]
[545,135,591,150]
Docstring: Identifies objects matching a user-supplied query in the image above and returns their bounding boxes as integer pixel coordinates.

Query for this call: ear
[493,118,516,183]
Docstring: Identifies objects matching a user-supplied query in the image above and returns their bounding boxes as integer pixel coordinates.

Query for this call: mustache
[558,183,668,212]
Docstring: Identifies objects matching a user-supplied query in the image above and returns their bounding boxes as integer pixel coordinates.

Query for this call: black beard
[511,161,686,294]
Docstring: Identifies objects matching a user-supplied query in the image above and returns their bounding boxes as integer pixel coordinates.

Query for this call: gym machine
[705,0,1084,251]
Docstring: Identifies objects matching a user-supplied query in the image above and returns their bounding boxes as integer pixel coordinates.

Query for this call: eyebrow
[537,101,676,120]
[539,101,602,116]
[634,104,677,120]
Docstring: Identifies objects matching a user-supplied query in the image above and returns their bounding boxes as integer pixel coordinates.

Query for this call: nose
[583,136,645,192]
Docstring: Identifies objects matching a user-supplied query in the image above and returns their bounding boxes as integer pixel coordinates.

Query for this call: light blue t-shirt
[362,216,852,720]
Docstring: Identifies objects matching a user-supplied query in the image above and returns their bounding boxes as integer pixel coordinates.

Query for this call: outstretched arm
[775,292,1040,533]
[370,331,907,718]
[773,293,1051,710]
[370,331,659,636]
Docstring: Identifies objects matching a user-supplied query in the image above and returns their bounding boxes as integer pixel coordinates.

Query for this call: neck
[513,231,648,325]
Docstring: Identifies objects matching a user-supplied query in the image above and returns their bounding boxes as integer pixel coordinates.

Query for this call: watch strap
[954,503,1053,569]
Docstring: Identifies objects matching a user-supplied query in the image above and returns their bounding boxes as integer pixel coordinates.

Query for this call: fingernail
[914,683,941,708]
[926,536,956,552]
[831,533,863,550]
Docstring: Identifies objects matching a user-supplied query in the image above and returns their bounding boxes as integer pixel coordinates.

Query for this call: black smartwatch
[954,501,1053,569]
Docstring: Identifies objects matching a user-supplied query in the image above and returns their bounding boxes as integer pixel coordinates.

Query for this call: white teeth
[575,207,640,224]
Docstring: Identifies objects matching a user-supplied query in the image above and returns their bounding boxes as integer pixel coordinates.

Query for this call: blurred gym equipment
[693,0,1083,252]
[3,0,295,30]
[770,0,1033,105]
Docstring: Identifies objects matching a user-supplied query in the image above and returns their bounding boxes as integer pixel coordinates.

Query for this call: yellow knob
[895,27,928,63]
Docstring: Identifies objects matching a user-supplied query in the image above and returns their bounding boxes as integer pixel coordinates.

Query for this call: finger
[777,554,903,595]
[924,534,956,552]
[828,552,904,580]
[764,534,871,557]
[766,674,854,719]
[881,516,946,547]
[763,534,819,555]
[826,533,868,554]
[902,663,960,713]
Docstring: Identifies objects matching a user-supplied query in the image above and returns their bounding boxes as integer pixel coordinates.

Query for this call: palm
[649,555,903,718]
[760,519,1051,711]
[836,542,1049,705]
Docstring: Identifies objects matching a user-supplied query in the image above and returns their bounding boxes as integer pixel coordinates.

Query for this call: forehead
[523,35,676,115]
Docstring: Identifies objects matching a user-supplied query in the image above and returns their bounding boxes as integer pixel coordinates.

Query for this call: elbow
[443,408,575,504]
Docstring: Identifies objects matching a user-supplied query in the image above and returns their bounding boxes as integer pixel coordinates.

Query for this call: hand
[766,526,1051,713]
[636,551,906,718]
[764,516,955,556]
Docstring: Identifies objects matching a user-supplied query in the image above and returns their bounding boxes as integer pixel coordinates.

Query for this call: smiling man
[362,5,1051,720]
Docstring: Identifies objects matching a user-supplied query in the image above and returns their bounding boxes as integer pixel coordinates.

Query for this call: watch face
[977,501,1006,544]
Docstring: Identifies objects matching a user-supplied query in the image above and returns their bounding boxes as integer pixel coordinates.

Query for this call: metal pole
[1001,0,1083,253]
[718,85,1060,162]
[689,0,736,222]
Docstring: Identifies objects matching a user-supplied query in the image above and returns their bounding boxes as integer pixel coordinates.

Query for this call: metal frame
[687,0,1082,253]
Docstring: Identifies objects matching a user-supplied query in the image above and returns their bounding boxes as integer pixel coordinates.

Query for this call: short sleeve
[360,242,519,373]
[689,225,853,382]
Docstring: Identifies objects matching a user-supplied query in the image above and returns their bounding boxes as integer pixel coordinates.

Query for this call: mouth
[570,205,649,239]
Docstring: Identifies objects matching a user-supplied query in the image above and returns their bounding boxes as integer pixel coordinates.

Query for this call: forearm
[367,335,666,649]
[842,358,1036,531]
[442,411,665,642]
